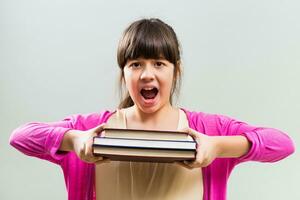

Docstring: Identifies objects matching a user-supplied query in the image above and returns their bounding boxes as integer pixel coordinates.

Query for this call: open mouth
[140,87,159,100]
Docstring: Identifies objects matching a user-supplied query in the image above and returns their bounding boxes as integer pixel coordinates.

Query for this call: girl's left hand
[176,128,219,169]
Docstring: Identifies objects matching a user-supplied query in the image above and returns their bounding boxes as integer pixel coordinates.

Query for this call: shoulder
[181,107,229,124]
[181,108,232,135]
[64,110,115,130]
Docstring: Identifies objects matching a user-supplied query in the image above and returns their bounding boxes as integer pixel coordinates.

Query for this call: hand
[71,123,110,164]
[176,127,219,169]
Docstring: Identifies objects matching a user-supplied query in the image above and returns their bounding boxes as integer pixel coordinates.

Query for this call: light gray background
[1,0,299,199]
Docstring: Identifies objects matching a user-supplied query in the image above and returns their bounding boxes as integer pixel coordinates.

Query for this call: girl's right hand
[71,123,110,164]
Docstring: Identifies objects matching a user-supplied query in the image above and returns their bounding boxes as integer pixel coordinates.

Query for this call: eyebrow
[126,56,168,65]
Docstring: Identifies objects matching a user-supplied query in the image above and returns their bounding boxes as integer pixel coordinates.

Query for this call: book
[93,145,195,162]
[101,128,194,141]
[93,128,196,163]
[93,137,196,150]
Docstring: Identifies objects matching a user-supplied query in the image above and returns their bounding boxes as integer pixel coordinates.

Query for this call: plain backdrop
[1,0,299,199]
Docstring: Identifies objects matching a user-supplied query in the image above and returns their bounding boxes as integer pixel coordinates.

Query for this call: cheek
[164,72,175,91]
[123,69,132,85]
[124,71,138,92]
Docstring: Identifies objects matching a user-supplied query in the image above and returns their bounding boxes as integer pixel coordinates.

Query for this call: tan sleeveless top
[95,109,203,200]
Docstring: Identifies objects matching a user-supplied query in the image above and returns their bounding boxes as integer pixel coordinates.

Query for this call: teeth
[143,87,154,90]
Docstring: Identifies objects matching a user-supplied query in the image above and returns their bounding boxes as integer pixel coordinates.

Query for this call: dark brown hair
[117,18,182,108]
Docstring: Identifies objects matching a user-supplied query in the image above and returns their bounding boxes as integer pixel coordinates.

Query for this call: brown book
[93,145,195,162]
[101,128,194,141]
[93,128,196,163]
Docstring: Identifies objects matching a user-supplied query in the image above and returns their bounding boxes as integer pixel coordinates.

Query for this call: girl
[10,18,295,200]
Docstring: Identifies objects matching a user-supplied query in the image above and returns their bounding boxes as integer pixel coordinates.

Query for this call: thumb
[91,123,106,136]
[178,127,195,141]
[178,126,189,133]
[179,127,198,140]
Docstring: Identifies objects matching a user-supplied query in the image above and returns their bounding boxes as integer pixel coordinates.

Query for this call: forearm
[10,122,71,155]
[214,135,251,158]
[59,130,78,152]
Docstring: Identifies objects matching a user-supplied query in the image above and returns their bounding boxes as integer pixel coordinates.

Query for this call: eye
[129,62,141,68]
[155,62,164,67]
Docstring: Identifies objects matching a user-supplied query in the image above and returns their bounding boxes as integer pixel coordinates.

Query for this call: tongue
[141,89,157,99]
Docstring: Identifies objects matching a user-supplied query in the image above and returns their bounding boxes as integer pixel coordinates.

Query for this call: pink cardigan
[9,109,295,200]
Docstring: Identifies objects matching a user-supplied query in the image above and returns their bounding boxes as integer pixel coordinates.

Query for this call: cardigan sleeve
[9,111,112,165]
[219,115,295,164]
[9,116,75,165]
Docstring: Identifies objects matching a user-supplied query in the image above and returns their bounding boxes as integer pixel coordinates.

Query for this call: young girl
[10,18,295,200]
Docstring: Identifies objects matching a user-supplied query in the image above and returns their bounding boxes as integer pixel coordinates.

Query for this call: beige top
[96,109,203,200]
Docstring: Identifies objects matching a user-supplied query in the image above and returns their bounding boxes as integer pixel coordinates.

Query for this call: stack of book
[93,128,196,163]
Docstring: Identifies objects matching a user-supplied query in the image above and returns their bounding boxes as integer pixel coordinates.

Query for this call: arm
[180,128,251,168]
[9,119,73,164]
[9,112,111,164]
[59,129,77,152]
[220,116,295,163]
[213,135,251,158]
[179,114,295,168]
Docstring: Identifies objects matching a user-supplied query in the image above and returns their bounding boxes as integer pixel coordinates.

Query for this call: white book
[93,137,196,150]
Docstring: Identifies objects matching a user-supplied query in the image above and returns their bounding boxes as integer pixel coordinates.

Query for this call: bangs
[125,27,172,61]
[117,19,180,68]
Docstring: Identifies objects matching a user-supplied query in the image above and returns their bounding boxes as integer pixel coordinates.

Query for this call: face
[123,57,176,114]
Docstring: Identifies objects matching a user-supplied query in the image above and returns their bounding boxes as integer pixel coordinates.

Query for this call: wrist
[60,130,79,152]
[211,136,223,158]
[213,135,251,158]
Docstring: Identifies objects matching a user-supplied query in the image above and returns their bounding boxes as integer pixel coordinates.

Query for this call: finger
[184,148,203,168]
[95,157,111,165]
[80,143,93,163]
[184,128,199,140]
[194,148,204,165]
[84,140,89,156]
[92,123,107,136]
[84,155,107,164]
[178,127,200,140]
[200,160,210,167]
[79,147,85,161]
[178,126,190,133]
[175,161,193,170]
[177,127,197,142]
[92,156,105,162]
[79,141,89,159]
[184,160,202,168]
[85,139,95,159]
[183,160,199,168]
[183,160,195,166]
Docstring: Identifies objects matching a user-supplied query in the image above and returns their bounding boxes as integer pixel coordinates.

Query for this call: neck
[127,104,178,127]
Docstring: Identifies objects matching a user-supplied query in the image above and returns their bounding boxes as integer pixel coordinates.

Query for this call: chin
[137,104,161,114]
[139,107,159,114]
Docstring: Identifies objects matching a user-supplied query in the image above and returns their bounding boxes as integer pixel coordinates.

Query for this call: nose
[140,64,155,81]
